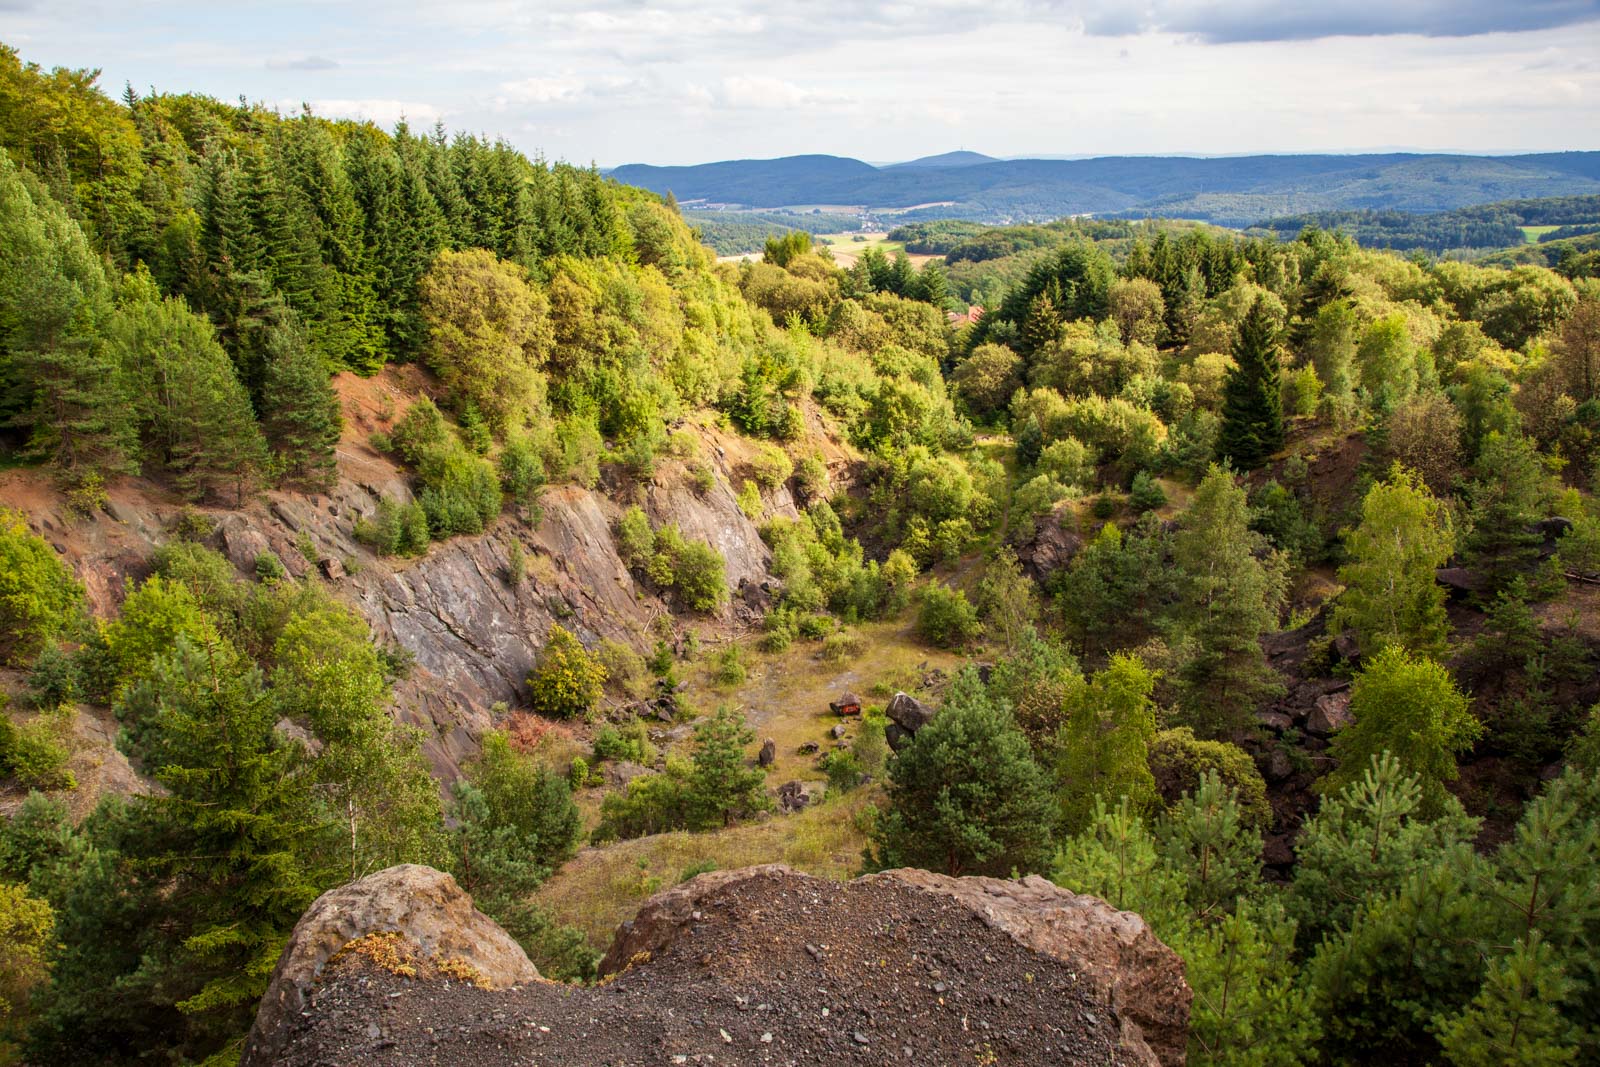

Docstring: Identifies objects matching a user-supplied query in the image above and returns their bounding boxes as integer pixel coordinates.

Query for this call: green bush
[823,748,863,793]
[615,506,656,568]
[0,704,77,790]
[1128,471,1167,513]
[736,479,763,520]
[0,509,85,666]
[592,758,694,842]
[498,433,546,507]
[750,444,794,490]
[526,624,607,719]
[916,582,983,648]
[713,644,747,688]
[592,721,655,764]
[354,497,432,557]
[1148,726,1271,832]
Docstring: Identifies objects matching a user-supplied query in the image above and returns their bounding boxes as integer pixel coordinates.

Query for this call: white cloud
[282,98,445,127]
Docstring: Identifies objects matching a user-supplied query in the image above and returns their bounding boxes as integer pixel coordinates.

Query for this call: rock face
[252,864,1190,1067]
[884,691,937,750]
[3,394,823,781]
[241,864,538,1067]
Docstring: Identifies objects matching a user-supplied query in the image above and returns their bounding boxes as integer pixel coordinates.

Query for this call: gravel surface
[271,871,1138,1066]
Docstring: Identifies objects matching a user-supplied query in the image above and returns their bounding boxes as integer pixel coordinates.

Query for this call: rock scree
[245,863,1191,1067]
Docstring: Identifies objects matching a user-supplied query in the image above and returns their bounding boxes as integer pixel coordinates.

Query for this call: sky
[2,1,1598,167]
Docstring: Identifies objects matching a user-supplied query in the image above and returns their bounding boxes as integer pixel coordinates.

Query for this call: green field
[1521,225,1561,242]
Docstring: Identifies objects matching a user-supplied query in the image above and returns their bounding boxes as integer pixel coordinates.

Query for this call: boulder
[252,865,1190,1067]
[1436,566,1486,599]
[1255,710,1293,733]
[1307,691,1353,736]
[602,760,653,788]
[1014,502,1083,580]
[775,779,825,812]
[241,865,537,1067]
[886,691,936,733]
[757,737,776,767]
[601,866,1190,1067]
[1260,747,1294,782]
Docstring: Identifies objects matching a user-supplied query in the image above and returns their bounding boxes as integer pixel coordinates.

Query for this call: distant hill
[610,152,1600,226]
[889,150,999,169]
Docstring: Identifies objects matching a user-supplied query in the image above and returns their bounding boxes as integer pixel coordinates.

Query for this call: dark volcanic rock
[252,864,1190,1067]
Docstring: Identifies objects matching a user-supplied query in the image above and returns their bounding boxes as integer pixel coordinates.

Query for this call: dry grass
[536,612,964,950]
[535,790,878,949]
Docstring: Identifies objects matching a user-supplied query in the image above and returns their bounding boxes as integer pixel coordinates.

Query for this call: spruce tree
[1217,296,1284,469]
[1436,936,1581,1067]
[0,155,138,482]
[259,311,340,489]
[1173,466,1288,738]
[1463,432,1548,599]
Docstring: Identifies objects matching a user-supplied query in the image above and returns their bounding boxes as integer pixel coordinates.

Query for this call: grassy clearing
[535,611,966,950]
[817,232,940,269]
[535,788,879,949]
[1521,225,1560,243]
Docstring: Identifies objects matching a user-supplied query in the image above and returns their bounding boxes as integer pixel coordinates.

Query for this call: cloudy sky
[3,1,1598,166]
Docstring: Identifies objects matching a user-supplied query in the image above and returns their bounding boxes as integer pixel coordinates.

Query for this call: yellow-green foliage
[0,509,84,666]
[0,881,54,1048]
[526,624,607,719]
[1148,726,1271,832]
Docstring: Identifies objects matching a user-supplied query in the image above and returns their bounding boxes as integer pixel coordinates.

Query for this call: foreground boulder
[241,864,539,1066]
[248,864,1191,1066]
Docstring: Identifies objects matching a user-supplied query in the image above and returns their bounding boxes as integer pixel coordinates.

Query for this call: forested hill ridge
[611,150,1600,224]
[5,38,1600,1067]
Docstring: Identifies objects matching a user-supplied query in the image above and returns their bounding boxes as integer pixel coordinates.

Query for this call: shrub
[526,625,607,719]
[597,640,653,701]
[713,644,747,688]
[736,479,763,520]
[916,582,983,648]
[795,454,830,502]
[823,749,864,793]
[372,498,431,556]
[592,758,694,842]
[0,704,77,790]
[689,462,717,496]
[657,527,729,612]
[0,508,85,666]
[615,506,656,568]
[1148,727,1271,832]
[750,444,794,490]
[254,551,287,581]
[498,433,546,507]
[592,721,655,764]
[820,628,865,663]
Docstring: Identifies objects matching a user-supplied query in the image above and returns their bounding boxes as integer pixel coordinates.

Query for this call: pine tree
[1289,752,1479,950]
[259,310,340,489]
[871,668,1056,877]
[1435,936,1580,1067]
[1217,296,1284,469]
[687,705,770,829]
[1156,770,1263,919]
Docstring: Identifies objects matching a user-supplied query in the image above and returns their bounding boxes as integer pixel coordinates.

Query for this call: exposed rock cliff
[243,863,1191,1067]
[0,370,859,781]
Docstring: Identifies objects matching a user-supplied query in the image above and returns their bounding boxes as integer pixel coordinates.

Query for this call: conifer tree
[687,706,770,829]
[0,154,138,482]
[871,668,1055,877]
[103,275,268,502]
[1463,432,1548,599]
[1173,466,1288,738]
[1436,936,1581,1067]
[1217,296,1284,469]
[259,311,340,489]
